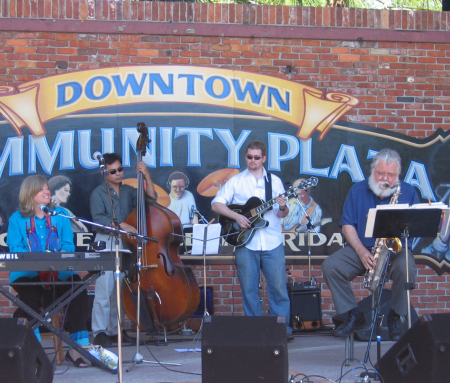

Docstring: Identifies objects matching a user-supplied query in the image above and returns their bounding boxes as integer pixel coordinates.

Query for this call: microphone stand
[191,207,208,224]
[49,210,157,383]
[295,194,324,282]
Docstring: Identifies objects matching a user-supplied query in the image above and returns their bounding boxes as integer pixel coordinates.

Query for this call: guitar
[219,177,319,247]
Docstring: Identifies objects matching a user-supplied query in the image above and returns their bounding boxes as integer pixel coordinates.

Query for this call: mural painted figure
[48,175,89,233]
[282,178,324,233]
[167,171,198,226]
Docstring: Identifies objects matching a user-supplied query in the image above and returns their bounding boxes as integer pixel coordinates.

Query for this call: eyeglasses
[246,155,262,161]
[376,171,397,179]
[108,167,124,175]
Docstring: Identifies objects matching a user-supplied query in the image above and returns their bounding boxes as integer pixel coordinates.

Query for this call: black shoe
[287,332,294,342]
[110,330,135,344]
[388,315,403,341]
[93,331,112,347]
[334,313,366,337]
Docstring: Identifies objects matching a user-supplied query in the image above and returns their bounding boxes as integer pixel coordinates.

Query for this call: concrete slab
[40,327,397,383]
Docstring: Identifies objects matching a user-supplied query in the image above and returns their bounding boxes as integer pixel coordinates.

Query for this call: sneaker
[93,331,112,347]
[334,312,366,337]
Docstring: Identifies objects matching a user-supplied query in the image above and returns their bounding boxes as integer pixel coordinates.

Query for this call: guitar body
[219,197,269,247]
[218,177,319,247]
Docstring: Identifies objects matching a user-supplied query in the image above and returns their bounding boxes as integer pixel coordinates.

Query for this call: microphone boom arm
[50,210,159,243]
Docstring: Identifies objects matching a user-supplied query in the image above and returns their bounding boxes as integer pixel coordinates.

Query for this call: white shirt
[212,168,285,251]
[168,190,196,225]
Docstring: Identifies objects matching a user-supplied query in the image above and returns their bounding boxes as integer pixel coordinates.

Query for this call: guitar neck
[253,189,293,216]
[251,176,317,217]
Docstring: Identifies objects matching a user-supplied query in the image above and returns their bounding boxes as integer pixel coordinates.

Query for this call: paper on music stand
[411,202,448,209]
[191,223,221,255]
[376,203,409,210]
[365,205,410,238]
[99,248,132,253]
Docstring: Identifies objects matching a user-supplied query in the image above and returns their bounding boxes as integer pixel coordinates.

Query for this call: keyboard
[0,251,118,271]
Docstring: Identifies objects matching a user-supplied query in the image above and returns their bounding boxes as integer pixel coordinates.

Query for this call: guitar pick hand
[234,213,252,229]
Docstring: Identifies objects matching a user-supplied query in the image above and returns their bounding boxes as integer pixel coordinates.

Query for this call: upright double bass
[121,122,200,330]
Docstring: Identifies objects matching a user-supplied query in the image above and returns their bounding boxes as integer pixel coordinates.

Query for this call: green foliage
[207,0,442,10]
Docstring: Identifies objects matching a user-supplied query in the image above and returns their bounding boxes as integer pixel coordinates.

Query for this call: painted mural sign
[0,65,449,274]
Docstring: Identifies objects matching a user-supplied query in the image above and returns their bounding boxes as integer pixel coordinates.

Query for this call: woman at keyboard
[7,175,89,368]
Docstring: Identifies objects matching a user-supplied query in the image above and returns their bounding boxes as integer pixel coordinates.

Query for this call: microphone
[39,204,56,216]
[189,205,195,220]
[93,151,105,171]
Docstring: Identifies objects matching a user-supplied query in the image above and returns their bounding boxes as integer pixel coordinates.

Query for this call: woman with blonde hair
[7,175,89,367]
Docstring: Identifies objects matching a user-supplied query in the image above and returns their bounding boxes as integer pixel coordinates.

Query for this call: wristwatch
[279,206,287,211]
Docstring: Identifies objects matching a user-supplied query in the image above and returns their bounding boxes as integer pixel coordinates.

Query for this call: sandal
[65,350,89,368]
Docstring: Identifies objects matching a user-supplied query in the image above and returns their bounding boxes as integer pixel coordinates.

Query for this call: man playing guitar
[211,140,294,342]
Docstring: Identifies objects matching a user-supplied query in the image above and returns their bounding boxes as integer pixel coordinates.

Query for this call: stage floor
[43,325,397,383]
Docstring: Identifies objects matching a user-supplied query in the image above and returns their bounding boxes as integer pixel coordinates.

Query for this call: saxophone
[364,183,402,292]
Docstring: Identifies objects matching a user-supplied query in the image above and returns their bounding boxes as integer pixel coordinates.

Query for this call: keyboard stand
[0,271,116,374]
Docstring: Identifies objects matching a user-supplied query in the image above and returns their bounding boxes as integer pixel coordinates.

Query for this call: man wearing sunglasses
[90,153,156,347]
[212,140,294,342]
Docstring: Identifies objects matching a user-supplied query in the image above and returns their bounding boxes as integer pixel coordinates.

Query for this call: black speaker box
[332,289,418,341]
[376,313,450,383]
[202,316,288,383]
[0,318,53,383]
[288,286,323,331]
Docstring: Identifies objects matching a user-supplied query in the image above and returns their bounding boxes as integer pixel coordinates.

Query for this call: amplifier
[288,281,320,292]
[288,285,323,332]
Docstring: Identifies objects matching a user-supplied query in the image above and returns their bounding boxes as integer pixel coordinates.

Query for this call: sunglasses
[108,167,124,175]
[246,155,262,161]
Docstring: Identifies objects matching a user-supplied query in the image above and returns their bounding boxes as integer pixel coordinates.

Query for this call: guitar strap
[265,171,272,210]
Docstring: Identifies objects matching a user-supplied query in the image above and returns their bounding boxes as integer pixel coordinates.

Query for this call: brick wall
[1,0,450,324]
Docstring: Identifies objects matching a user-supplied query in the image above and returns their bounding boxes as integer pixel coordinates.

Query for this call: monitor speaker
[202,316,288,383]
[376,313,450,383]
[0,318,53,383]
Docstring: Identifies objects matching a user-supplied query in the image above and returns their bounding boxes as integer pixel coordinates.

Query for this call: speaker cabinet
[288,286,322,331]
[376,313,450,383]
[0,318,53,383]
[202,316,288,383]
[332,289,418,341]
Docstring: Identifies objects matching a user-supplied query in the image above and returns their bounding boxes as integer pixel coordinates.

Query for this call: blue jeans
[235,244,292,332]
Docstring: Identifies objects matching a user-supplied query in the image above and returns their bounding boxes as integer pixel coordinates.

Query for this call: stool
[344,294,378,366]
[344,328,369,366]
[40,313,65,365]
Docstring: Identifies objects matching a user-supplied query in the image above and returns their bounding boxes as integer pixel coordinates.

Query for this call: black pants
[12,275,88,335]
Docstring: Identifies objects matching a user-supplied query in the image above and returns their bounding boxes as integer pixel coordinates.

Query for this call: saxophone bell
[386,237,402,253]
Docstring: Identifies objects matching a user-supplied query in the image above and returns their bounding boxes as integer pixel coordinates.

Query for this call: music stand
[369,207,442,329]
[362,207,442,370]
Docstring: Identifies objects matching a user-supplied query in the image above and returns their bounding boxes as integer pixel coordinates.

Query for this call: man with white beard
[322,149,419,341]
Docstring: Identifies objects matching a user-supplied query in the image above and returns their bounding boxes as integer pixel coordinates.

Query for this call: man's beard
[368,173,397,198]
